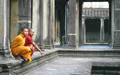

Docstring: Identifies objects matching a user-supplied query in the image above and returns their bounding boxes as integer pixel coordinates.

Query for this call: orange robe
[11,33,32,63]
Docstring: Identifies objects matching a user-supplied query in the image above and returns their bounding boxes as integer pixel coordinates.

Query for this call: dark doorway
[85,19,100,43]
[104,19,109,43]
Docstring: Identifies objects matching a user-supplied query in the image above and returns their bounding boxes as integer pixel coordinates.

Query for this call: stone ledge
[0,49,59,75]
[58,49,120,58]
[0,67,2,73]
[92,62,120,74]
[92,62,120,67]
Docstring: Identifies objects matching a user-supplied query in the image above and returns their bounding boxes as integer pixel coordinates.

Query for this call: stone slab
[24,58,120,75]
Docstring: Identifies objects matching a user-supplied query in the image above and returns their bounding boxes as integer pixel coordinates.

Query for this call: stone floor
[24,57,120,75]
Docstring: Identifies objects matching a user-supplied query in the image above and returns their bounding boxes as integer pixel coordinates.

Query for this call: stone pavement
[24,57,120,75]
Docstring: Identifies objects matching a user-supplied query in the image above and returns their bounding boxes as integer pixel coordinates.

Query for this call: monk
[11,27,34,63]
[24,29,43,56]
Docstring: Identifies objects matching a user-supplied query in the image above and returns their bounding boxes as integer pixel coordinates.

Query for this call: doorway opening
[86,19,100,43]
[82,2,110,45]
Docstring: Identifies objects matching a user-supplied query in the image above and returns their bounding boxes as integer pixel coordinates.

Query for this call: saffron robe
[11,34,32,63]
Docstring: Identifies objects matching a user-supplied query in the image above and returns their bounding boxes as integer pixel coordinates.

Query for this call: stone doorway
[81,1,110,45]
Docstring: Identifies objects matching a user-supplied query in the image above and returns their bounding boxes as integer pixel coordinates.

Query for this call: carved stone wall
[0,0,10,57]
[113,0,120,47]
[18,0,31,34]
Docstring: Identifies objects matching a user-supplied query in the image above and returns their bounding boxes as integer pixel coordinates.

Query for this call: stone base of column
[112,45,120,49]
[0,49,11,57]
[68,43,77,49]
[52,43,55,48]
[67,34,77,49]
[43,45,52,49]
[38,45,44,51]
[0,50,4,55]
[4,49,11,57]
[113,31,120,49]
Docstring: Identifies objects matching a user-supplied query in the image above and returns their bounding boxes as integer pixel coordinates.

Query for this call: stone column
[39,0,44,49]
[47,0,52,49]
[82,17,86,44]
[113,0,120,48]
[18,0,32,34]
[32,0,43,50]
[100,18,104,43]
[51,0,55,48]
[0,0,10,57]
[43,0,54,49]
[67,0,77,48]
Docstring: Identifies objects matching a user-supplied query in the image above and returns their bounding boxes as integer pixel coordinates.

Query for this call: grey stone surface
[114,0,120,9]
[114,31,120,46]
[18,0,31,34]
[24,57,120,75]
[0,67,2,72]
[113,0,120,48]
[18,23,31,34]
[114,10,120,30]
[0,0,10,57]
[34,0,44,49]
[67,0,76,33]
[1,47,120,75]
[18,0,31,20]
[67,0,76,48]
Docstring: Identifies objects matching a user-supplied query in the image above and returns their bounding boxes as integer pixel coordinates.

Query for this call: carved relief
[114,31,120,46]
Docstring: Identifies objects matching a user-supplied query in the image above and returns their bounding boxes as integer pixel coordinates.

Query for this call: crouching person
[11,27,35,63]
[24,28,43,56]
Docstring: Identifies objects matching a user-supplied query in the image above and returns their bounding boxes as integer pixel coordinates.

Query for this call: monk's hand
[40,51,43,55]
[29,46,34,51]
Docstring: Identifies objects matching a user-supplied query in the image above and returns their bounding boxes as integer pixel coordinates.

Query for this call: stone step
[0,67,2,73]
[91,62,120,75]
[1,49,120,75]
[58,49,120,58]
[0,49,59,75]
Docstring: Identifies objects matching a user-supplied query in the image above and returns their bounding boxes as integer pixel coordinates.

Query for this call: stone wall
[113,0,120,48]
[0,0,4,49]
[0,0,10,57]
[10,0,18,42]
[32,0,40,41]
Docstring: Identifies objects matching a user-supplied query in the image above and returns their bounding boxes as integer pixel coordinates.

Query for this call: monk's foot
[20,56,27,63]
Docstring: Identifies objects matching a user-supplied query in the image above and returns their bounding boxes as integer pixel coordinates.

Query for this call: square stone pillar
[113,0,120,48]
[32,0,44,50]
[67,0,77,48]
[0,0,10,57]
[51,0,55,48]
[43,0,55,49]
[100,18,104,43]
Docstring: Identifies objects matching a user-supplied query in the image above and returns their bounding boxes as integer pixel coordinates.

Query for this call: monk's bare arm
[33,42,43,54]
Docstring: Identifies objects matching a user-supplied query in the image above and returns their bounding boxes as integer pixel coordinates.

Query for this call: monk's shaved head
[29,28,34,37]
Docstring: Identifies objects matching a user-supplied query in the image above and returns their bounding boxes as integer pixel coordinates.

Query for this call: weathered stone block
[114,10,120,30]
[0,67,2,73]
[18,23,31,34]
[114,31,120,47]
[67,0,76,34]
[68,35,76,42]
[114,0,120,9]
